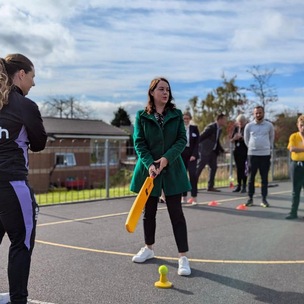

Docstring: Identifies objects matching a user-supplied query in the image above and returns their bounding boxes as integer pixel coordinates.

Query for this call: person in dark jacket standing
[196,114,226,192]
[130,77,192,276]
[0,54,47,304]
[230,114,248,193]
[181,111,199,205]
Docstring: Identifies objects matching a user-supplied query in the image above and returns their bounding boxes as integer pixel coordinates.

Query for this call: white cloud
[1,0,304,122]
[85,100,144,124]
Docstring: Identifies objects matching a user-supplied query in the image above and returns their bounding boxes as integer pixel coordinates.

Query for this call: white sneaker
[132,247,154,263]
[181,196,187,204]
[178,256,191,276]
[0,292,10,304]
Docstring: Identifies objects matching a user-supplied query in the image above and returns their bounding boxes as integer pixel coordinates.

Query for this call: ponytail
[0,54,34,109]
[0,59,11,110]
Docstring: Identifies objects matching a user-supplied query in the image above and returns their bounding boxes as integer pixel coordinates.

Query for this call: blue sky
[1,0,303,123]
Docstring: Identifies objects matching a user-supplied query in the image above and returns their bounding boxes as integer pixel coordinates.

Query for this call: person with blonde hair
[230,114,248,193]
[285,114,304,219]
[0,54,47,304]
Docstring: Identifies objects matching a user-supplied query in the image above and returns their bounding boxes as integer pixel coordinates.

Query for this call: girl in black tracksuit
[0,54,47,304]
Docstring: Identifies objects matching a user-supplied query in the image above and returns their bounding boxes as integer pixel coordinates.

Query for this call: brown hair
[145,77,175,114]
[254,105,264,112]
[0,54,34,109]
[216,113,226,121]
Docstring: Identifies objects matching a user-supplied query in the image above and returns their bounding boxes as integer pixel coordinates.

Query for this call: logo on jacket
[0,127,9,139]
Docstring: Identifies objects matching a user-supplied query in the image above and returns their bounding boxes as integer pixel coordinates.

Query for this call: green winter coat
[130,108,191,197]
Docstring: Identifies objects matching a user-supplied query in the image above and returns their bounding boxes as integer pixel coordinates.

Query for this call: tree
[64,97,90,119]
[188,75,248,132]
[273,111,299,148]
[41,97,90,119]
[111,107,131,127]
[247,66,278,111]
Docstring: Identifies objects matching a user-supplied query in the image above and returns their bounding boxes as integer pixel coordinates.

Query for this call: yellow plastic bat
[125,176,155,233]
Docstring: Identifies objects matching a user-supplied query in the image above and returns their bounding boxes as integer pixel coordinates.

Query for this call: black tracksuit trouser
[233,150,247,188]
[181,147,197,197]
[247,155,271,200]
[143,194,189,253]
[0,181,38,304]
[289,161,304,216]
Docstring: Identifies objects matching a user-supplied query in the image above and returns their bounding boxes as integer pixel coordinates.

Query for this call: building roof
[42,117,129,140]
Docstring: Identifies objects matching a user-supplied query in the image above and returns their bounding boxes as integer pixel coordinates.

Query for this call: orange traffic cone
[229,176,234,189]
[236,204,247,210]
[208,201,219,206]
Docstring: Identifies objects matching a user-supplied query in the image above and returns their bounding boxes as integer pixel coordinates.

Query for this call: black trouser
[247,155,271,199]
[0,181,38,304]
[181,147,197,197]
[143,194,189,253]
[233,150,247,188]
[196,151,218,189]
[289,161,304,215]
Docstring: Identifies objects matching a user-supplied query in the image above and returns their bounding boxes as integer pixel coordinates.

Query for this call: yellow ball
[158,265,168,275]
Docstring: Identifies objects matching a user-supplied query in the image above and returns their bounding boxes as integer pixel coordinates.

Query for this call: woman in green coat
[130,77,192,276]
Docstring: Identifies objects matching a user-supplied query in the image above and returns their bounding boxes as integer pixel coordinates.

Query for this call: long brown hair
[145,77,176,114]
[0,54,34,109]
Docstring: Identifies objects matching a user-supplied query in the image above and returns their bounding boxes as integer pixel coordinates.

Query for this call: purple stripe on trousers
[9,181,33,250]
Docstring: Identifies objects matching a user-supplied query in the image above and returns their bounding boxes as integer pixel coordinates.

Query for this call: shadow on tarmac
[187,204,300,221]
[192,269,304,304]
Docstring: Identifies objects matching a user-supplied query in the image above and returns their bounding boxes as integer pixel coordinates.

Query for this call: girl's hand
[148,163,158,177]
[154,157,168,173]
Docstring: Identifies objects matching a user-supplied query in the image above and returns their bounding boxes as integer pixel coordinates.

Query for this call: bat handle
[150,162,160,178]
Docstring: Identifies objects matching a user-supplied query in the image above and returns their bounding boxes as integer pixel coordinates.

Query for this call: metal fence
[30,145,290,206]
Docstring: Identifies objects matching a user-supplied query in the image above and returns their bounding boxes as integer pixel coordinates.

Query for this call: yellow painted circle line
[37,189,296,265]
[35,239,304,264]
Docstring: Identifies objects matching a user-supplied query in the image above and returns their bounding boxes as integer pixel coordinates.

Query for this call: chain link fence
[29,145,290,205]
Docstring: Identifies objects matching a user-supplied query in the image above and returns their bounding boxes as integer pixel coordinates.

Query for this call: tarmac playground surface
[0,181,304,304]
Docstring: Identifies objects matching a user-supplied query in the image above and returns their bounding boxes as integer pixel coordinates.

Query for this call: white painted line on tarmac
[38,189,292,227]
[37,211,129,227]
[37,190,291,227]
[28,300,57,304]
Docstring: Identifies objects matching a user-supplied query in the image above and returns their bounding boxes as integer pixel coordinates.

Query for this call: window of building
[90,140,120,166]
[55,153,76,167]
